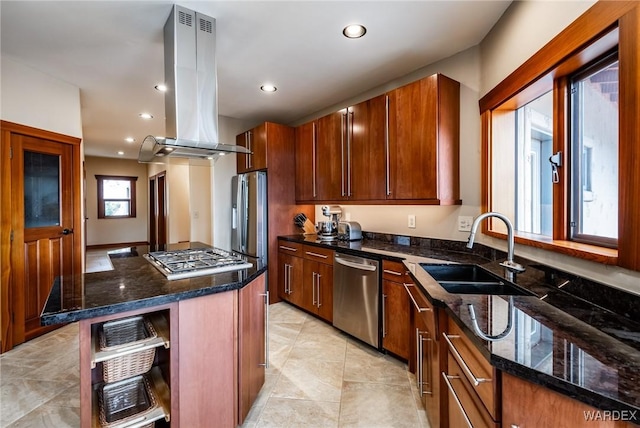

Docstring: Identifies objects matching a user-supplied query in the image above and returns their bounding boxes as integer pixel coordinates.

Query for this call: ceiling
[1,1,511,160]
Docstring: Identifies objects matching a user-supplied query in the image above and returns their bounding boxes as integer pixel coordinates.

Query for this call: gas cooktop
[144,248,252,280]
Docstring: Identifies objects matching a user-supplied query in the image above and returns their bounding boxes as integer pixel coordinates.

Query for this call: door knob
[62,228,73,235]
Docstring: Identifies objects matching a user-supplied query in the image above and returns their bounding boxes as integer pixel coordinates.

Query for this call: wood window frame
[479,1,640,271]
[96,175,137,219]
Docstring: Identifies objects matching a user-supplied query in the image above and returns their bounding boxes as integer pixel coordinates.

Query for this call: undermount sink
[420,263,535,296]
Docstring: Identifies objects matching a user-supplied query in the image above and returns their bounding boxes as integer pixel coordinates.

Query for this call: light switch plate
[458,216,473,232]
[408,214,416,228]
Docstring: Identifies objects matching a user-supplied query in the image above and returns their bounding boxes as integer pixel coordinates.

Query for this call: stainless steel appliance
[337,221,362,241]
[316,205,341,240]
[232,171,267,261]
[145,248,252,280]
[138,5,250,164]
[333,253,380,348]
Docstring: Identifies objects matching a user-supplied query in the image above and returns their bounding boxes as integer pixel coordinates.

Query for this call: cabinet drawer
[302,245,334,264]
[278,240,303,255]
[382,260,411,282]
[405,281,437,336]
[443,353,499,428]
[444,319,498,420]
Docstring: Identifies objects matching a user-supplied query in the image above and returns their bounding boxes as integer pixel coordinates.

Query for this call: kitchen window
[96,175,137,219]
[479,1,640,271]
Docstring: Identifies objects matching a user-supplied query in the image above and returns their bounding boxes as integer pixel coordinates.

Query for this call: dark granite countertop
[280,233,640,421]
[41,242,266,325]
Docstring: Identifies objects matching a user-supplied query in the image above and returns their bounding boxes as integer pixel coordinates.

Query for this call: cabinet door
[349,95,387,200]
[238,274,266,424]
[295,121,316,202]
[236,132,250,174]
[502,372,629,428]
[316,111,348,201]
[287,255,304,308]
[382,280,410,359]
[387,76,439,200]
[250,123,268,170]
[315,262,333,323]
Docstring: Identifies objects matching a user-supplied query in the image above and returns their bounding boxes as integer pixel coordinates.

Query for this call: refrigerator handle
[241,177,248,252]
[232,207,237,229]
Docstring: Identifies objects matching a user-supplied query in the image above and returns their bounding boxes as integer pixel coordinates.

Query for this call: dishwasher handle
[334,255,377,271]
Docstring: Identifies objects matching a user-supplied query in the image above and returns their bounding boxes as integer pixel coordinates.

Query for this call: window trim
[479,1,640,270]
[96,175,137,219]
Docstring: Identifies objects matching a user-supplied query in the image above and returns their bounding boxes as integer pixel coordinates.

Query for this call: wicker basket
[98,374,157,428]
[99,316,158,383]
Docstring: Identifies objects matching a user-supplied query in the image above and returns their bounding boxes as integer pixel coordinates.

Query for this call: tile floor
[0,302,428,428]
[84,250,114,273]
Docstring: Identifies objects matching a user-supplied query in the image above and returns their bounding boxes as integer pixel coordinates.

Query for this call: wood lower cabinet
[405,279,440,428]
[381,260,411,360]
[278,241,304,308]
[442,317,500,428]
[502,372,633,428]
[302,245,334,322]
[238,274,267,424]
[79,274,267,427]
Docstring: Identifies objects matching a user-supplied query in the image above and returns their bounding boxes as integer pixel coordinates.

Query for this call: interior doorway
[149,171,167,250]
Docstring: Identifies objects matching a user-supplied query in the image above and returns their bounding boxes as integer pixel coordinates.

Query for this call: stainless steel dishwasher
[333,252,380,348]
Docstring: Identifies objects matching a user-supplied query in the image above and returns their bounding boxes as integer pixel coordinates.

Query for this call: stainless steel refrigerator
[231,171,267,261]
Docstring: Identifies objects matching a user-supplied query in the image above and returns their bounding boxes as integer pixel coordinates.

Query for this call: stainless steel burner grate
[144,248,252,280]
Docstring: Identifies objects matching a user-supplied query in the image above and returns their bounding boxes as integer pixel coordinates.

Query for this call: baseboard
[86,241,148,250]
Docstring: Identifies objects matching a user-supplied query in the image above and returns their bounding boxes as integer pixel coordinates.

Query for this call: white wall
[189,165,212,245]
[0,57,82,138]
[85,156,149,246]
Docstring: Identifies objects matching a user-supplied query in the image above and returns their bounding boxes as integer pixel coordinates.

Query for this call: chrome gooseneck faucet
[466,212,525,281]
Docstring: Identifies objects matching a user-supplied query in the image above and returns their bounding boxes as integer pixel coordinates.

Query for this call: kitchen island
[279,234,640,426]
[41,242,268,428]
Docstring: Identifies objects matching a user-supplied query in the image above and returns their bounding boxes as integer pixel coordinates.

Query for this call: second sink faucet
[466,212,525,281]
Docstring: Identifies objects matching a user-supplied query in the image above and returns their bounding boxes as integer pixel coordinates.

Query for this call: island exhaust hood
[138,5,250,164]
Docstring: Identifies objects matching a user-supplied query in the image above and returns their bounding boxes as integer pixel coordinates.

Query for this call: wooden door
[382,279,410,359]
[302,259,319,314]
[10,133,78,343]
[149,171,167,251]
[387,76,439,200]
[349,95,387,200]
[295,121,317,202]
[316,111,347,201]
[250,123,268,171]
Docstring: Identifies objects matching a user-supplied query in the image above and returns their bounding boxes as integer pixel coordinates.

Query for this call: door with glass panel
[11,134,75,343]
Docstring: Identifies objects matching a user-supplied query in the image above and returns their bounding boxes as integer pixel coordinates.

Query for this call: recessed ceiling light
[343,24,367,39]
[260,84,277,93]
[139,113,153,119]
[125,137,135,143]
[117,151,124,155]
[155,83,167,92]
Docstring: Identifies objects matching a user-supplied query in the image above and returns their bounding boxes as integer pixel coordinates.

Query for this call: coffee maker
[316,205,341,240]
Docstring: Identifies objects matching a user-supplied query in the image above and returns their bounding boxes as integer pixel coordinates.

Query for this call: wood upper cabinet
[294,73,460,204]
[386,73,460,204]
[315,112,347,201]
[295,122,317,201]
[348,95,387,200]
[502,372,632,428]
[236,123,267,173]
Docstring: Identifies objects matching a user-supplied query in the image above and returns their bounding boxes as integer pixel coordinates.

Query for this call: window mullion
[553,78,570,241]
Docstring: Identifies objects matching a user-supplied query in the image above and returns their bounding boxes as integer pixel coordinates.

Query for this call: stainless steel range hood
[139,5,250,164]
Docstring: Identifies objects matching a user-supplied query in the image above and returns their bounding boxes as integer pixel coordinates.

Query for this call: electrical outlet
[408,214,416,229]
[458,216,473,232]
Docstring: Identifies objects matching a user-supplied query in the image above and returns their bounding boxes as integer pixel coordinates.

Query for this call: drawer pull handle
[383,269,402,276]
[468,296,515,342]
[403,283,430,312]
[442,332,492,385]
[305,251,328,259]
[279,245,298,252]
[442,372,473,428]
